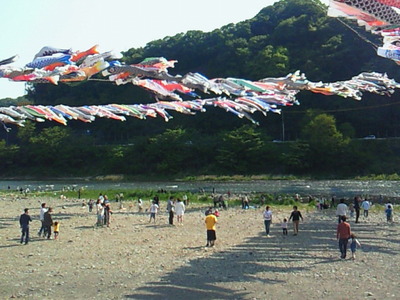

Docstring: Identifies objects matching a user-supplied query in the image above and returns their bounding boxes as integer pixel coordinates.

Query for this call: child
[385,205,393,222]
[53,221,60,240]
[348,233,361,260]
[282,218,288,236]
[149,201,159,223]
[349,203,355,218]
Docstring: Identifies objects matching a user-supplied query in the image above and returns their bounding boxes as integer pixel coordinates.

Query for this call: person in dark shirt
[288,206,304,236]
[43,207,54,239]
[354,196,361,223]
[19,208,32,244]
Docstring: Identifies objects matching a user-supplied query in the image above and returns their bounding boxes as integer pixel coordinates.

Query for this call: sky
[0,0,280,99]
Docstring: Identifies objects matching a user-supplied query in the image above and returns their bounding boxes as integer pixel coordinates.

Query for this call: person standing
[354,196,361,223]
[361,199,371,218]
[96,200,104,226]
[336,199,348,224]
[337,216,351,259]
[263,206,273,237]
[149,201,159,224]
[38,203,48,237]
[104,202,112,227]
[43,207,54,239]
[205,211,218,247]
[167,196,175,225]
[288,206,303,236]
[53,221,60,240]
[175,198,185,225]
[19,208,32,244]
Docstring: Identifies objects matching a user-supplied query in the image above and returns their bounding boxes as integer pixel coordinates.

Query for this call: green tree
[216,125,264,173]
[301,113,350,172]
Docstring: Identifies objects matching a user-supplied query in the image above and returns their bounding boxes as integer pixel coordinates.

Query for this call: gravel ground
[0,196,399,299]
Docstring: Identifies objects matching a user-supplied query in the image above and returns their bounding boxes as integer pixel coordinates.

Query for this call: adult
[167,196,175,225]
[96,200,104,226]
[19,208,32,244]
[288,206,303,235]
[38,202,48,237]
[353,196,361,223]
[43,207,54,239]
[336,199,348,224]
[263,206,273,237]
[104,202,112,227]
[337,216,351,259]
[361,199,371,218]
[175,198,185,225]
[205,211,218,247]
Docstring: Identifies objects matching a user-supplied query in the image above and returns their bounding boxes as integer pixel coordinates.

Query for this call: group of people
[94,194,113,227]
[19,202,59,244]
[150,196,186,225]
[263,205,304,237]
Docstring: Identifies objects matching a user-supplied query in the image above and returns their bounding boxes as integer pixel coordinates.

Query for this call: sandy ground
[0,195,399,300]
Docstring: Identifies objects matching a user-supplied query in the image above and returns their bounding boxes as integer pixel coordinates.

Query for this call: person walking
[336,199,348,224]
[19,208,32,244]
[348,233,361,260]
[354,196,361,223]
[288,206,303,235]
[167,196,175,225]
[43,207,54,239]
[263,206,273,237]
[337,216,351,259]
[361,199,371,218]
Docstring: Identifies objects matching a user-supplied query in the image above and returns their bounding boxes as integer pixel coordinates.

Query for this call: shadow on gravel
[125,215,337,299]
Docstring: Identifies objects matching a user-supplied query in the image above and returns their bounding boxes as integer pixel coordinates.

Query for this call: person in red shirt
[337,216,351,259]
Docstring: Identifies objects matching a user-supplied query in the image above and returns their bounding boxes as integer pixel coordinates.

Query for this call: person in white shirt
[361,199,371,218]
[175,199,186,225]
[149,201,159,223]
[38,203,48,237]
[336,199,348,224]
[263,206,273,237]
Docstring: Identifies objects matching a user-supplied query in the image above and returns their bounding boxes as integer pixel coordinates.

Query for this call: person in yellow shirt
[205,212,218,247]
[53,221,60,240]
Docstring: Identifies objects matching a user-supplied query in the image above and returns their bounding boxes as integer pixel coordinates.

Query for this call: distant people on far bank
[288,206,303,236]
[19,208,32,245]
[336,199,348,224]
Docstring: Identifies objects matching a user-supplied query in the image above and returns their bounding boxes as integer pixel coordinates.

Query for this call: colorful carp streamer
[0,44,400,130]
[328,0,400,64]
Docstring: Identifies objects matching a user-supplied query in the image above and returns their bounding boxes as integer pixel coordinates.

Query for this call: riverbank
[1,195,399,299]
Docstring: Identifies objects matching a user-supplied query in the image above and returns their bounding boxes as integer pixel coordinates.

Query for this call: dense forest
[1,0,400,178]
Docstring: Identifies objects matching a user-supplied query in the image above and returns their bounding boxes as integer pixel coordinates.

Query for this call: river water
[0,179,399,198]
